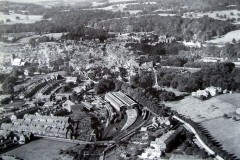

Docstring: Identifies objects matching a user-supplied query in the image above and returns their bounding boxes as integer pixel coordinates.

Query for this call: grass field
[183,9,240,23]
[0,12,42,25]
[206,29,240,44]
[202,117,240,158]
[164,93,240,122]
[4,139,75,160]
[165,93,240,158]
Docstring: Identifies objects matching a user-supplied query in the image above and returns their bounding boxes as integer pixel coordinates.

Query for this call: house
[205,86,222,96]
[66,77,77,84]
[169,154,204,160]
[11,56,25,66]
[138,148,162,160]
[201,57,224,63]
[56,93,72,100]
[62,100,75,112]
[44,101,54,107]
[149,130,175,152]
[191,90,210,98]
[35,94,51,102]
[81,101,94,111]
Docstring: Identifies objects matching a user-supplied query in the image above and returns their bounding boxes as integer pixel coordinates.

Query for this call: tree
[223,114,228,119]
[94,79,115,94]
[232,116,237,121]
[139,74,153,88]
[16,16,20,20]
[2,76,16,94]
[232,38,236,44]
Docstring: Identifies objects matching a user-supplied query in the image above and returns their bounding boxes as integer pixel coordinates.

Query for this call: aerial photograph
[0,0,240,159]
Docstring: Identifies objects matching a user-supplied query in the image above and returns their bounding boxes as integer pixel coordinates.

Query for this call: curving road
[173,115,224,160]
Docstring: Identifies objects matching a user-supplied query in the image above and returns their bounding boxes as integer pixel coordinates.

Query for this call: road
[161,66,201,73]
[173,115,224,160]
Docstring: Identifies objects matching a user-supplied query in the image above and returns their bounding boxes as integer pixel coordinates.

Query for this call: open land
[0,12,42,25]
[202,117,240,158]
[183,9,240,24]
[165,93,240,158]
[164,93,240,122]
[4,139,75,160]
[206,29,240,44]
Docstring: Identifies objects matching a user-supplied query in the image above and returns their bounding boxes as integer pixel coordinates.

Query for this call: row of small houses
[19,80,47,99]
[0,114,71,139]
[38,80,61,95]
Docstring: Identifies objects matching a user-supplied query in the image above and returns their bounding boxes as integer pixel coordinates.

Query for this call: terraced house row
[0,114,71,138]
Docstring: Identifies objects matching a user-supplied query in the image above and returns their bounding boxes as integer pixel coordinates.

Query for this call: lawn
[164,93,240,122]
[4,139,75,160]
[202,117,240,158]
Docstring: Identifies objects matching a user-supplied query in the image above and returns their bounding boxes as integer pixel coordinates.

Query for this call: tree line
[95,15,236,41]
[157,62,240,92]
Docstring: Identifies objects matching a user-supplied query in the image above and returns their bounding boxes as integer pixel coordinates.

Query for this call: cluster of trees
[161,56,188,67]
[157,62,240,92]
[0,68,24,94]
[97,15,236,41]
[60,28,109,42]
[0,10,124,34]
[94,79,115,94]
[29,36,56,47]
[179,140,209,158]
[125,42,187,56]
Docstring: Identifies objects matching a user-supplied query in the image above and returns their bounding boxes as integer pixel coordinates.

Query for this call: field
[183,9,240,24]
[165,93,240,158]
[94,3,138,12]
[18,33,64,44]
[164,93,240,122]
[4,139,75,160]
[206,29,240,44]
[0,12,42,25]
[202,117,240,158]
[109,0,137,2]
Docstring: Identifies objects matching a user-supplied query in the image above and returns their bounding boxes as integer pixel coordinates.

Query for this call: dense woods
[96,15,236,41]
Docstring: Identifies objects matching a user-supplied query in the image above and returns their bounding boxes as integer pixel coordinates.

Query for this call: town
[1,0,240,160]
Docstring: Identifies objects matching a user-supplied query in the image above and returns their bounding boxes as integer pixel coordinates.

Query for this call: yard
[4,139,75,160]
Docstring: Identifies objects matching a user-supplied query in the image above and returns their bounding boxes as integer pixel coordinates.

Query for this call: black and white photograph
[0,0,240,159]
